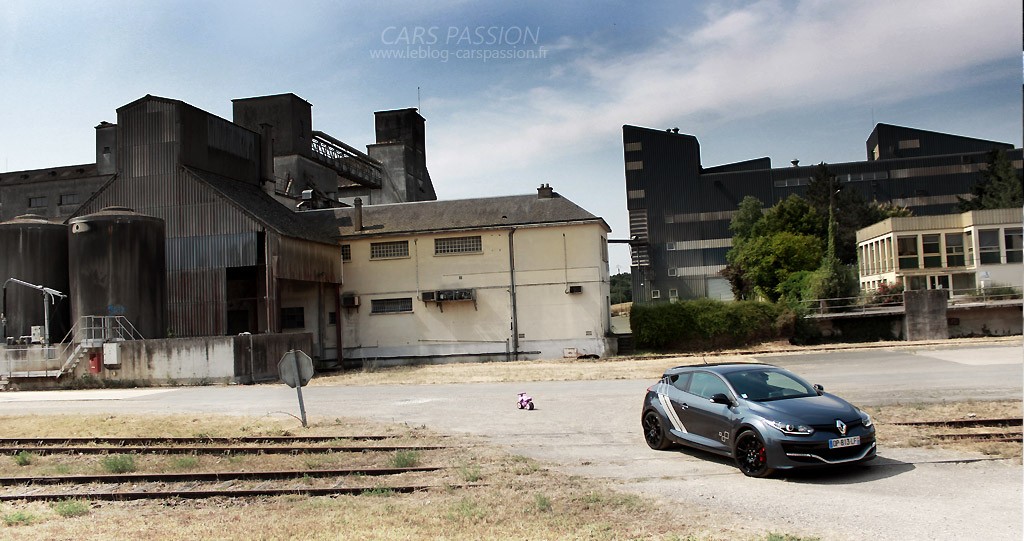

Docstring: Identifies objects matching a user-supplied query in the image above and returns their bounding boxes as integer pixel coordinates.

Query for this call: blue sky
[2,0,1021,273]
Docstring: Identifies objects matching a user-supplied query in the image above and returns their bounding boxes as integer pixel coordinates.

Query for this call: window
[328,311,337,325]
[600,236,608,262]
[922,234,941,268]
[434,236,481,255]
[667,268,677,277]
[625,160,643,171]
[370,298,413,314]
[623,142,642,152]
[59,193,80,206]
[370,240,409,259]
[669,373,691,392]
[688,372,730,399]
[978,229,1001,264]
[1005,228,1023,263]
[666,242,677,251]
[945,233,964,267]
[627,189,645,199]
[897,235,919,269]
[898,139,920,150]
[281,307,305,329]
[341,244,351,262]
[964,230,974,265]
[28,196,47,208]
[669,289,678,299]
[651,290,661,299]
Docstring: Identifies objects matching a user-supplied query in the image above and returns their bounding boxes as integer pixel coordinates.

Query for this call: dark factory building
[623,123,1023,303]
[0,93,435,374]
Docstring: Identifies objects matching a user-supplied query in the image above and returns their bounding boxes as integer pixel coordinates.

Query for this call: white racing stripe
[657,391,687,433]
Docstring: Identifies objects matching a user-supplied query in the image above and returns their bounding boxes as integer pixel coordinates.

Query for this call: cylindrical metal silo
[0,215,71,343]
[68,207,167,340]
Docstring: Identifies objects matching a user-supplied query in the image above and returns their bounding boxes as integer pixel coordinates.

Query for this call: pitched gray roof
[184,167,333,244]
[302,193,610,240]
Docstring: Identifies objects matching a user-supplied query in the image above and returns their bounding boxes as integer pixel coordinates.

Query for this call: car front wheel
[734,430,774,478]
[642,410,673,450]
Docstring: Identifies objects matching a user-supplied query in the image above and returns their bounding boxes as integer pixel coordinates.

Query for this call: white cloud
[427,0,1020,188]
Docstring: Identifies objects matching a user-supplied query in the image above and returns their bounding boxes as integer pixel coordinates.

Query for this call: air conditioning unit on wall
[567,285,583,294]
[341,295,360,307]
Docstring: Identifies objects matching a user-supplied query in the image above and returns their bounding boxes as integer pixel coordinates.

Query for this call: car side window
[688,372,730,399]
[669,373,691,392]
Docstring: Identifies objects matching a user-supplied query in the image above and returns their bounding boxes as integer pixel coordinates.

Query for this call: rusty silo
[68,207,167,339]
[0,214,71,343]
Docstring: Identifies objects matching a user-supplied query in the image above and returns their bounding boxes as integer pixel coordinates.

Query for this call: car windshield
[723,368,817,402]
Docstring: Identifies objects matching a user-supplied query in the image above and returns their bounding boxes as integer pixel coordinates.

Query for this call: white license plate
[829,436,860,449]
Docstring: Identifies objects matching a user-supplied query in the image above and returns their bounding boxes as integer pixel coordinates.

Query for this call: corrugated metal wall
[78,98,268,337]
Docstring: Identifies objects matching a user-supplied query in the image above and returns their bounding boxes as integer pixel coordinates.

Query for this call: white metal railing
[0,315,145,379]
[800,286,1022,316]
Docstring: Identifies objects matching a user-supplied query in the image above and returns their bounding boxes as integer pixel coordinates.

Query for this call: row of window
[28,194,80,208]
[341,236,484,262]
[893,228,1022,271]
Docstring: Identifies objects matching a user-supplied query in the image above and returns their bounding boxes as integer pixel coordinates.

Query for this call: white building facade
[856,208,1022,294]
[308,187,613,365]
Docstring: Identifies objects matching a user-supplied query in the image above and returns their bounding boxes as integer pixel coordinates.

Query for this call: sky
[1,0,1021,274]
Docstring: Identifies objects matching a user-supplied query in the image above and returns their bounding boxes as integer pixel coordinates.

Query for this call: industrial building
[622,123,1023,302]
[0,93,612,387]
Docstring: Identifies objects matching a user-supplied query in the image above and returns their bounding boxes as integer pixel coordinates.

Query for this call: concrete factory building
[0,93,611,387]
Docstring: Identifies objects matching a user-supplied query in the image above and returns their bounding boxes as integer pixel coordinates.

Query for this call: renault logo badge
[836,419,847,435]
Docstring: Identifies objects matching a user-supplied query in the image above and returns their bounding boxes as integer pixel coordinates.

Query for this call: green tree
[730,196,764,242]
[724,195,825,301]
[804,163,877,265]
[729,231,823,302]
[609,272,632,305]
[957,148,1024,211]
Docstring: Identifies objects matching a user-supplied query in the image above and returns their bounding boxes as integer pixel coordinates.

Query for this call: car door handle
[679,403,689,410]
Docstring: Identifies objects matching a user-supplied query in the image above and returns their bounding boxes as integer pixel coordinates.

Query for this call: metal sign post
[278,350,314,428]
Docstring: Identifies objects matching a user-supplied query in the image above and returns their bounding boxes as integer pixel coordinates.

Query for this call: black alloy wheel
[642,410,673,450]
[734,430,774,478]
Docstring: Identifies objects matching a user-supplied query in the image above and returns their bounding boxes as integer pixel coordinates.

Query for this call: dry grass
[0,414,733,541]
[311,355,753,387]
[312,336,1022,387]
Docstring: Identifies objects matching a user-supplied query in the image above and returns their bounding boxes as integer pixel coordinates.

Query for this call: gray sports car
[641,363,876,477]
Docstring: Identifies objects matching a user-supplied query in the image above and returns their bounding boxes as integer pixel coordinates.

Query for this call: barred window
[435,236,482,255]
[59,193,80,206]
[370,298,413,314]
[28,196,47,208]
[341,244,351,262]
[370,240,409,259]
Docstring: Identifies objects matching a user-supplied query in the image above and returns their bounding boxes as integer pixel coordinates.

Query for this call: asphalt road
[2,343,1021,540]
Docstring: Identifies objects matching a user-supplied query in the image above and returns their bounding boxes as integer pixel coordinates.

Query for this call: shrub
[101,454,136,474]
[631,299,787,351]
[52,499,90,518]
[390,450,419,468]
[13,451,33,467]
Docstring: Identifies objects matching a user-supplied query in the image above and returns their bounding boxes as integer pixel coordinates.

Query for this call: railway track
[892,417,1023,444]
[1,435,465,502]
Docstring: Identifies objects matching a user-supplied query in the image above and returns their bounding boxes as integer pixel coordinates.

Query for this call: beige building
[306,185,613,365]
[856,208,1023,294]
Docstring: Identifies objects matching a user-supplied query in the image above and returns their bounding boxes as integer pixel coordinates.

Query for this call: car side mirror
[813,384,824,395]
[709,393,734,406]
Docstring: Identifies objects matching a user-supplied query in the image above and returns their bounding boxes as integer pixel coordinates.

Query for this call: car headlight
[766,419,815,436]
[858,410,873,428]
